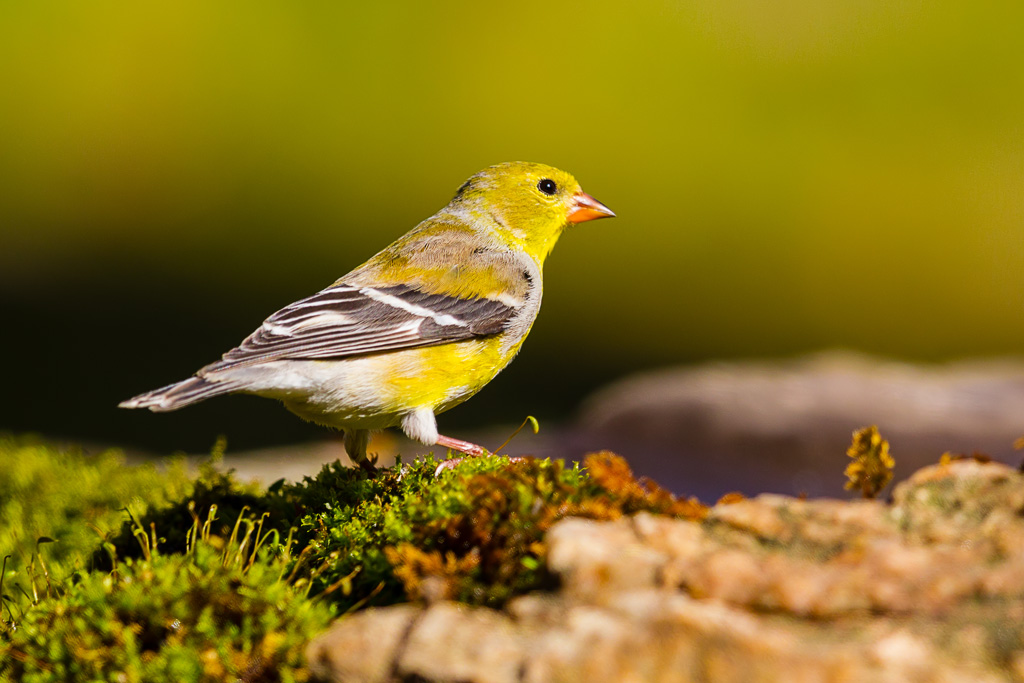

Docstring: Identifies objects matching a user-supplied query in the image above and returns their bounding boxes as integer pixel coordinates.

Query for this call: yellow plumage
[120,161,614,470]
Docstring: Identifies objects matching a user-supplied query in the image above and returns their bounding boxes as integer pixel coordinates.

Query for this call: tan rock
[306,605,418,683]
[399,603,524,683]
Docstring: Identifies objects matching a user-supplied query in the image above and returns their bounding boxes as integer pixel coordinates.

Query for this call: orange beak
[567,191,615,224]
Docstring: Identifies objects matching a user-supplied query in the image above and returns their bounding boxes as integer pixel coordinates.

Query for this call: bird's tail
[119,376,240,412]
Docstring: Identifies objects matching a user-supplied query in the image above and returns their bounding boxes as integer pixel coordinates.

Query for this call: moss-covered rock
[309,458,1024,683]
[283,450,706,611]
[0,437,707,681]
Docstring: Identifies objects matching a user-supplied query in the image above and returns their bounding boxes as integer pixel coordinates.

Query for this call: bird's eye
[538,178,557,195]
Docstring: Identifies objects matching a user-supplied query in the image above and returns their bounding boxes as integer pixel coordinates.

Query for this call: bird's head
[451,161,614,264]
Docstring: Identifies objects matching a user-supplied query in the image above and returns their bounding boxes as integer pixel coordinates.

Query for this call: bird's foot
[434,455,529,475]
[433,435,528,474]
[434,434,488,474]
[348,450,378,475]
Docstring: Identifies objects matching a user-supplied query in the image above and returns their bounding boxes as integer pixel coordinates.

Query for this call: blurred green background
[2,0,1023,453]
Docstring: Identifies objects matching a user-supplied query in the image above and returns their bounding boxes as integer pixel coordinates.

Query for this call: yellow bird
[120,162,614,471]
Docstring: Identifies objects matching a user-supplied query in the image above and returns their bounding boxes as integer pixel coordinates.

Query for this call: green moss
[2,541,334,682]
[0,436,192,575]
[0,438,335,682]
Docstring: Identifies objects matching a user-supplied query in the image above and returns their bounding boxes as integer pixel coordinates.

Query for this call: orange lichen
[583,452,709,520]
[385,544,481,602]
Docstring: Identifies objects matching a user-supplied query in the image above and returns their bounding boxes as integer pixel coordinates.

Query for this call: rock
[574,352,1024,498]
[306,605,419,683]
[401,603,525,683]
[308,459,1024,682]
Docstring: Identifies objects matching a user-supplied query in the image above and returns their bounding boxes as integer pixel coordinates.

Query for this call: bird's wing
[202,284,516,371]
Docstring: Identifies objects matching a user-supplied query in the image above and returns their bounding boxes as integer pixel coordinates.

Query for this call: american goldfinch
[120,161,614,471]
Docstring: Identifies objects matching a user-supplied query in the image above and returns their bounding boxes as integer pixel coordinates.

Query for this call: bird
[120,161,614,472]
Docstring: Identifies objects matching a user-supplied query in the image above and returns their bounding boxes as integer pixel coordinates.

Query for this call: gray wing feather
[202,284,516,371]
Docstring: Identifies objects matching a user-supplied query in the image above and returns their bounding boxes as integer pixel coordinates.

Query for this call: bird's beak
[567,191,616,224]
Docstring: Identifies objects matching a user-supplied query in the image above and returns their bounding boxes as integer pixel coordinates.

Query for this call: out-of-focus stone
[399,603,524,683]
[545,517,667,601]
[308,459,1024,682]
[575,352,1024,497]
[306,605,418,683]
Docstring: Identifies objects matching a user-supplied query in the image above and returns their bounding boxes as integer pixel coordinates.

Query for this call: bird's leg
[344,429,377,474]
[399,409,491,472]
[435,434,488,457]
[401,409,487,468]
[434,434,500,474]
